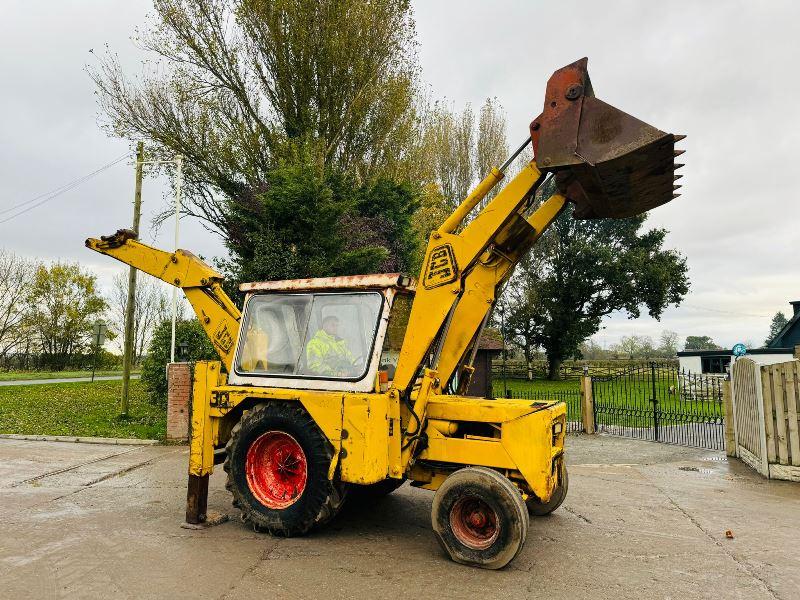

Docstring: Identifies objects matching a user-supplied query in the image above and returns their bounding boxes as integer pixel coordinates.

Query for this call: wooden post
[722,379,736,457]
[120,142,144,417]
[580,374,595,434]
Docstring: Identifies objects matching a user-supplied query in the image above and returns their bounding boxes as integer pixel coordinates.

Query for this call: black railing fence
[491,362,725,450]
[592,362,725,450]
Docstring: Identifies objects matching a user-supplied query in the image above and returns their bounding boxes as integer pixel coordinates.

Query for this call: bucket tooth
[673,134,687,142]
[674,149,685,157]
[674,174,683,181]
[673,184,682,190]
[672,193,681,199]
[674,163,685,170]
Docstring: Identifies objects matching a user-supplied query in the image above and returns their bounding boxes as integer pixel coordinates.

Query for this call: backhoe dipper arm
[85,230,241,372]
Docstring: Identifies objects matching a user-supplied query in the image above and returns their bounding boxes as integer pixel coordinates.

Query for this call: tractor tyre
[224,402,345,536]
[431,467,529,570]
[347,478,406,505]
[526,463,568,516]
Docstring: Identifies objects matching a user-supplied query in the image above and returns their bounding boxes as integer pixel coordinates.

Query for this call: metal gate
[592,362,726,450]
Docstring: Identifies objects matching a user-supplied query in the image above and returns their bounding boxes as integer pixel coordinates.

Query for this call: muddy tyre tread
[431,466,529,570]
[223,402,344,536]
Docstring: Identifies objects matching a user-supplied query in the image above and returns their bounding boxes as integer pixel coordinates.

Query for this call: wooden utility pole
[120,142,144,417]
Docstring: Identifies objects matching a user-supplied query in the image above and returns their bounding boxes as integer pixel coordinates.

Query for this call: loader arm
[394,57,684,454]
[85,230,241,372]
[392,160,562,394]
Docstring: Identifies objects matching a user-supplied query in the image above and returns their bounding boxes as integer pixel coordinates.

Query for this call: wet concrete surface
[0,434,797,600]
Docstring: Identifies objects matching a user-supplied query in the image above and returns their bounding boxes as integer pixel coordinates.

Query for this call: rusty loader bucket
[531,58,684,219]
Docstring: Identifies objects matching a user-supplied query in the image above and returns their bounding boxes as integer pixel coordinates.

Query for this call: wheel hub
[450,496,500,550]
[245,431,307,509]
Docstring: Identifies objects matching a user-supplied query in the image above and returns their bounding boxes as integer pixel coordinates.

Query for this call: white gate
[730,358,800,480]
[730,358,768,475]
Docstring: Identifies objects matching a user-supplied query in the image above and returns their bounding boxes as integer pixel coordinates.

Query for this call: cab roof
[239,273,416,293]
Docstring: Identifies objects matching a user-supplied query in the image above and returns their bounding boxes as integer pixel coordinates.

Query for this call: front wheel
[431,467,529,569]
[224,402,344,536]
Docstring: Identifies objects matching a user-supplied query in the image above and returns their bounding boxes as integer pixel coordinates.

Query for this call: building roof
[768,301,800,349]
[477,328,504,351]
[678,348,793,357]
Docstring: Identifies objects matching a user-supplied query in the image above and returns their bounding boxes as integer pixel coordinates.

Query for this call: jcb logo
[214,323,234,354]
[423,244,457,289]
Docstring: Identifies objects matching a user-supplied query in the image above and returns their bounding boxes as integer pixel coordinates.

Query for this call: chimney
[791,301,800,317]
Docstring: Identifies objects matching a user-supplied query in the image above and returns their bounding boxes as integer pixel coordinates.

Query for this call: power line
[681,304,770,319]
[0,152,131,224]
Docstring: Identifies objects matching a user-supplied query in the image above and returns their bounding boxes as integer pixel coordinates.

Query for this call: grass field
[494,378,580,395]
[0,379,165,440]
[0,370,139,382]
[494,376,724,428]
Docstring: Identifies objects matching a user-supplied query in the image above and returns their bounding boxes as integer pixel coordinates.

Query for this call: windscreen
[236,292,382,380]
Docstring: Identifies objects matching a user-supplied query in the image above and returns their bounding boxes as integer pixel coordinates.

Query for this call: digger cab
[226,274,415,393]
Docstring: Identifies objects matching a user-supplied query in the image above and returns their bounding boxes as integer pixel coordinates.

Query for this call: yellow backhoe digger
[87,59,684,569]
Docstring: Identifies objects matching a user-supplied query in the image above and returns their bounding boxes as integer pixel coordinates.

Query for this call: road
[0,374,139,386]
[1,435,797,599]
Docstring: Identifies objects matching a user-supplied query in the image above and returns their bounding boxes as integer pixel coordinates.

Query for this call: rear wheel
[526,463,568,516]
[224,402,345,536]
[431,467,529,570]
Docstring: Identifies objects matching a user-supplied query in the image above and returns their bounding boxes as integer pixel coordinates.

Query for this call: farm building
[678,300,800,374]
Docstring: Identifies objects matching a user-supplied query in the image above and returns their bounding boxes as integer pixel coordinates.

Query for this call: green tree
[140,319,217,407]
[25,263,108,370]
[498,255,539,380]
[765,311,789,346]
[684,335,720,350]
[504,184,690,379]
[216,153,420,295]
[92,0,419,217]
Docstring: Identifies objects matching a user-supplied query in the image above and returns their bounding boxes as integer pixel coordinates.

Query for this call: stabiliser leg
[186,473,209,524]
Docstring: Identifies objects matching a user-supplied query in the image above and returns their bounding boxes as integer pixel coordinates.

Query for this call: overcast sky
[1,1,799,350]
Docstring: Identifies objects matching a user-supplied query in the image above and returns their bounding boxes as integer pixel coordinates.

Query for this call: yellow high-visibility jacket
[306,330,356,376]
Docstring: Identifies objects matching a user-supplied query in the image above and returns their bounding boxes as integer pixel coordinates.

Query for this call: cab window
[378,293,413,382]
[236,292,383,380]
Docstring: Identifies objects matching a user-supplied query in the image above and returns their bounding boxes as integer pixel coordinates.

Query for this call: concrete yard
[0,435,797,600]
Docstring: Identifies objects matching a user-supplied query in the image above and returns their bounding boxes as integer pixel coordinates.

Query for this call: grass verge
[0,379,165,440]
[0,370,139,382]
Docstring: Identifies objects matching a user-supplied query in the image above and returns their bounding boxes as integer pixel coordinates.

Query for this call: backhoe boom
[85,230,241,372]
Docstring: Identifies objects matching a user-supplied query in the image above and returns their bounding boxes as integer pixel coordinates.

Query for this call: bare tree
[658,330,679,357]
[109,273,171,364]
[0,250,34,364]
